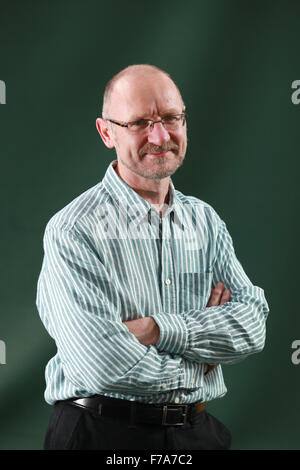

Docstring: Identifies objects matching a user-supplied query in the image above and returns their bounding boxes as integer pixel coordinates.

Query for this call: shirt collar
[102,160,188,229]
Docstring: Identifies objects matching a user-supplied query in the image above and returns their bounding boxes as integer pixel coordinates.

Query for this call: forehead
[109,72,183,120]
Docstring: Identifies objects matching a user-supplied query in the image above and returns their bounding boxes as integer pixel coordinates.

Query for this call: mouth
[145,150,173,158]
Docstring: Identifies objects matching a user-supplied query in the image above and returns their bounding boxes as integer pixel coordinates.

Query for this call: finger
[206,282,224,307]
[207,282,224,305]
[220,288,231,305]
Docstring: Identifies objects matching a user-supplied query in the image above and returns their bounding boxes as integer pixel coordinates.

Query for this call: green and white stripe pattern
[36,160,269,405]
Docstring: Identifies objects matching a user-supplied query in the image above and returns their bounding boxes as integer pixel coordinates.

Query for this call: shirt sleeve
[36,227,205,396]
[154,218,270,365]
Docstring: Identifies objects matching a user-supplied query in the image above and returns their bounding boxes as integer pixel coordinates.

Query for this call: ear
[96,118,115,149]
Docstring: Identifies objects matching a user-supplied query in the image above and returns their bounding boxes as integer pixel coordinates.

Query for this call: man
[36,64,269,450]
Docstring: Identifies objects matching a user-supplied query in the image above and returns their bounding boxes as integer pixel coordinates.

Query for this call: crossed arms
[124,282,231,374]
[37,220,269,396]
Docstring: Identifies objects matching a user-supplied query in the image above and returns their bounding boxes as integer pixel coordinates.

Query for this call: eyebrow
[128,109,185,122]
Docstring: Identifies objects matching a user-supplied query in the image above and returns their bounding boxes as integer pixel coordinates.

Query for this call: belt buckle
[162,405,188,426]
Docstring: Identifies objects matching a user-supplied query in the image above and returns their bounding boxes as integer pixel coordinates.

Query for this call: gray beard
[118,153,185,180]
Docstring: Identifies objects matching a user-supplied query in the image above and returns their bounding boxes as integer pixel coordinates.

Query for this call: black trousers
[44,401,231,450]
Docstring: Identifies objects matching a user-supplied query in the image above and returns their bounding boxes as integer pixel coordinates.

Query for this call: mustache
[139,141,179,156]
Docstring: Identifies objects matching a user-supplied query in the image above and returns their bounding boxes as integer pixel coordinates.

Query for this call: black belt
[65,395,206,426]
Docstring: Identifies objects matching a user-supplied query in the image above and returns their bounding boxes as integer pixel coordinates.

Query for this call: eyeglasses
[106,112,186,133]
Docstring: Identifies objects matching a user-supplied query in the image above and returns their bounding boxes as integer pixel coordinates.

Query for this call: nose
[147,121,170,145]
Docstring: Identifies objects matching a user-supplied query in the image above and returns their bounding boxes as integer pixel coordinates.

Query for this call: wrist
[124,317,160,346]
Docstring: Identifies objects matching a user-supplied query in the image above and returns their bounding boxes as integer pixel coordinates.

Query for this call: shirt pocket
[178,271,213,311]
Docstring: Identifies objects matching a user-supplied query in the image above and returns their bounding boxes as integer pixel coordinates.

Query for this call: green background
[0,0,299,450]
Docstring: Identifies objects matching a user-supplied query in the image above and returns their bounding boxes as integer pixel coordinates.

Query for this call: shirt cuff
[153,313,188,356]
[182,359,205,389]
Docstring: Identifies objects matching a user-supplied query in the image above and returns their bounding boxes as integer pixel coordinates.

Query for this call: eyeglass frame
[105,111,186,133]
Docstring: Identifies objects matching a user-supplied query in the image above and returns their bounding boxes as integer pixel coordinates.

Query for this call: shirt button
[165,278,171,285]
[175,397,180,404]
[162,383,167,388]
[191,377,195,384]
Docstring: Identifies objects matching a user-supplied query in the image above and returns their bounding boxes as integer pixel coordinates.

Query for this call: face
[97,72,187,182]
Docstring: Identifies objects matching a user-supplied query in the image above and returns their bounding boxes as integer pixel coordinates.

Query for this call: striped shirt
[36,160,269,406]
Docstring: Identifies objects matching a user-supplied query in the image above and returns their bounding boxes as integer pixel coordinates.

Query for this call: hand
[204,282,231,375]
[206,281,231,307]
[123,317,160,346]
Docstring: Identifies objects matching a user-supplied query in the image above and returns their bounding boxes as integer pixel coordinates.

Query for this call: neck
[114,161,170,216]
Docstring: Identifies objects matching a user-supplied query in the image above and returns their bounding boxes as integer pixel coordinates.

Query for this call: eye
[133,119,148,126]
[164,115,178,122]
[129,119,149,132]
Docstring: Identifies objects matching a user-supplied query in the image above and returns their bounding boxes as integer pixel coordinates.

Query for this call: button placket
[160,217,175,312]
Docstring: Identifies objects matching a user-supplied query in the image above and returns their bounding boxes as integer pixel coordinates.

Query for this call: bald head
[102,64,184,119]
